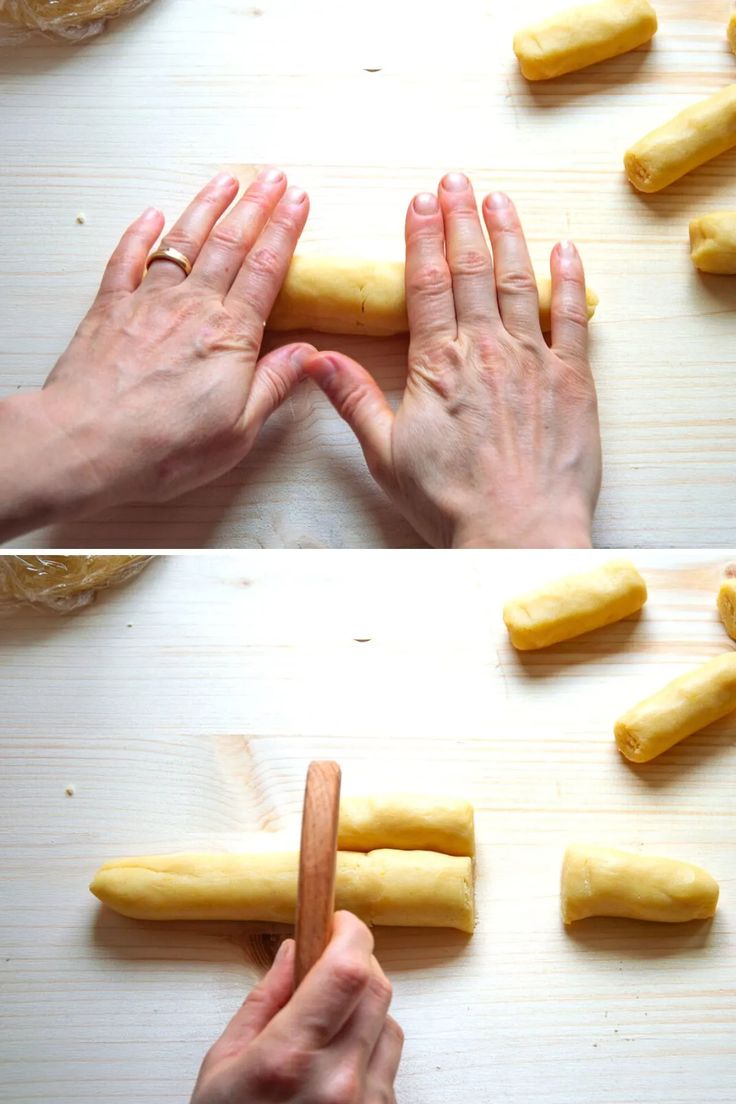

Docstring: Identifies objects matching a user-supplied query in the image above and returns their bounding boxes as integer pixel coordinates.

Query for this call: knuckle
[559,303,590,330]
[249,1043,313,1094]
[408,262,452,298]
[331,955,371,999]
[367,972,392,1005]
[160,228,195,254]
[208,221,245,251]
[386,1016,405,1046]
[246,245,281,280]
[453,249,492,278]
[495,269,539,297]
[337,381,374,425]
[317,1069,362,1104]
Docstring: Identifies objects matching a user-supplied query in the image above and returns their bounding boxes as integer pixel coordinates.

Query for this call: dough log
[729,12,736,55]
[513,0,657,82]
[503,558,647,651]
[267,256,599,337]
[338,796,475,856]
[689,211,736,275]
[90,849,476,932]
[561,844,719,923]
[615,652,736,762]
[624,84,736,193]
[717,579,736,641]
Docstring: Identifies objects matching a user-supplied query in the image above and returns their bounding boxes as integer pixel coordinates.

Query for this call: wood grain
[0,0,735,547]
[0,550,734,1102]
[294,760,341,985]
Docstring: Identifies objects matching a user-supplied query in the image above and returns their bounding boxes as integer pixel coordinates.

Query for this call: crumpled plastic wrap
[0,0,155,43]
[0,555,152,613]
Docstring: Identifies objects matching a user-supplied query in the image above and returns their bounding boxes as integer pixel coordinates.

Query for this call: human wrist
[451,502,593,549]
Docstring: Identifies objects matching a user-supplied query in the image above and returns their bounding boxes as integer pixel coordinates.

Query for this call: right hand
[190,912,403,1103]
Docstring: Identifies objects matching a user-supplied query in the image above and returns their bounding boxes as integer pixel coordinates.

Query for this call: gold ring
[145,246,193,277]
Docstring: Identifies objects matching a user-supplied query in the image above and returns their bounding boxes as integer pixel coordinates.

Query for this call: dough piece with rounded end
[615,652,736,762]
[561,844,719,924]
[338,796,475,856]
[717,579,736,641]
[267,256,599,336]
[624,84,736,193]
[513,0,657,82]
[90,848,475,932]
[689,211,736,275]
[503,558,647,651]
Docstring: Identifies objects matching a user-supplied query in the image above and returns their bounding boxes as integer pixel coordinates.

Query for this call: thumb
[207,940,296,1062]
[243,342,317,437]
[305,352,394,482]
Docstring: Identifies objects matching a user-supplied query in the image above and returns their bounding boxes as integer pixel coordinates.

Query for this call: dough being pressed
[90,848,476,932]
[717,579,736,641]
[624,84,736,193]
[338,796,475,857]
[561,844,719,923]
[267,256,599,336]
[689,211,736,275]
[513,0,657,82]
[615,652,736,763]
[503,558,647,651]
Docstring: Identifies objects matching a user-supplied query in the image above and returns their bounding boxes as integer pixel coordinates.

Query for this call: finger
[208,940,296,1060]
[225,185,309,324]
[550,240,590,369]
[144,172,240,289]
[241,342,317,438]
[327,956,393,1073]
[438,173,499,331]
[191,168,288,296]
[366,1016,405,1097]
[404,191,457,352]
[482,192,542,340]
[272,912,374,1050]
[305,352,394,483]
[95,207,165,301]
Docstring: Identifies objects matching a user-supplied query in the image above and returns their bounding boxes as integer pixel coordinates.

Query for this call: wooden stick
[294,761,342,987]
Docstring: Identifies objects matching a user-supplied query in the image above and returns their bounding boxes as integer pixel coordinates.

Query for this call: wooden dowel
[294,760,342,987]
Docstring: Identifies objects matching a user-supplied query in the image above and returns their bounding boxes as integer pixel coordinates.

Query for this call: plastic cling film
[0,0,156,42]
[0,555,152,612]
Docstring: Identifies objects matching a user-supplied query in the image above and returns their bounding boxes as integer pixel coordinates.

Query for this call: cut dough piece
[625,84,736,193]
[717,579,736,641]
[513,0,657,82]
[615,652,736,762]
[267,256,599,336]
[90,848,475,932]
[503,558,647,651]
[689,211,736,275]
[338,796,475,856]
[561,844,719,923]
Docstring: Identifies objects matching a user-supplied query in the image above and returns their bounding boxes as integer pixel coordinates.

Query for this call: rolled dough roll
[561,844,719,924]
[267,256,599,336]
[729,12,736,55]
[624,84,736,193]
[689,211,736,275]
[338,796,475,856]
[615,652,736,763]
[717,579,736,641]
[503,558,647,651]
[513,0,657,82]
[90,849,475,932]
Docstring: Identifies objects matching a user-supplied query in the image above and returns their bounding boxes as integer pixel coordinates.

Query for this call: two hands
[0,169,601,547]
[191,912,402,1104]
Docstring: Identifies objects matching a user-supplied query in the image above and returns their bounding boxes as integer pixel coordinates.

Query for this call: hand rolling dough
[90,848,475,932]
[503,558,647,651]
[513,0,657,82]
[625,84,736,193]
[338,796,475,856]
[615,652,736,762]
[561,844,719,923]
[717,579,736,641]
[689,211,736,275]
[267,256,599,337]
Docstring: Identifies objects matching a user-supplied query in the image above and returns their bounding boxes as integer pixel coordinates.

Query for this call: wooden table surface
[1,0,735,548]
[1,550,735,1102]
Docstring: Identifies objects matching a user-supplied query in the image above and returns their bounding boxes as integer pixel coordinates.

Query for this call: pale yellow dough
[615,652,736,762]
[513,0,657,82]
[338,796,475,857]
[561,844,719,924]
[267,256,599,337]
[729,13,736,55]
[625,84,736,193]
[717,579,736,641]
[90,849,475,932]
[689,211,736,275]
[503,558,647,651]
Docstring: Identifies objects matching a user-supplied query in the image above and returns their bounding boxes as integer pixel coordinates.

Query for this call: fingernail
[558,239,577,258]
[413,192,438,215]
[213,171,237,188]
[141,207,161,222]
[272,939,293,967]
[257,167,285,184]
[442,172,469,192]
[487,191,510,209]
[284,186,307,204]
